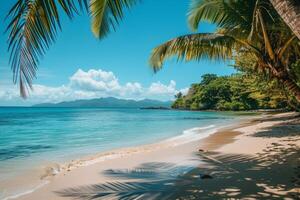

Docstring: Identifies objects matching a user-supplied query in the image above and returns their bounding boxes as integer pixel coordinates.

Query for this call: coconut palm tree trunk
[269,62,300,102]
[281,78,300,102]
[270,0,300,40]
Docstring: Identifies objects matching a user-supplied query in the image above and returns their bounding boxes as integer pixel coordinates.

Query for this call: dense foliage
[172,73,295,111]
[150,0,300,104]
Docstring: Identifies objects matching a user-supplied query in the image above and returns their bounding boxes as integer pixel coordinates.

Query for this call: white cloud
[148,80,176,95]
[70,69,120,92]
[122,82,143,96]
[179,87,189,96]
[0,68,188,105]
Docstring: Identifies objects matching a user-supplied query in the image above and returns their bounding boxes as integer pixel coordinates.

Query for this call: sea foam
[165,124,217,145]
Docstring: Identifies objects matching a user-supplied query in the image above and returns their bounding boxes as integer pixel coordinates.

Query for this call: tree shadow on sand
[252,117,300,138]
[253,113,300,123]
[56,142,300,200]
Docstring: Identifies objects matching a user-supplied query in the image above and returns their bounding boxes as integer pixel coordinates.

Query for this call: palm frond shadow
[103,162,194,180]
[57,180,175,200]
[56,144,300,200]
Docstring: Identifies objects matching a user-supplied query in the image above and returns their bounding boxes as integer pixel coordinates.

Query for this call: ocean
[0,107,250,199]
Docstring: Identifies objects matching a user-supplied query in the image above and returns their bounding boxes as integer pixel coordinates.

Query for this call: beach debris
[40,163,61,179]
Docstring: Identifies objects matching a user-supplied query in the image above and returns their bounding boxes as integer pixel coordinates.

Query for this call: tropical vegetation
[150,0,300,105]
[172,73,296,111]
[3,0,300,104]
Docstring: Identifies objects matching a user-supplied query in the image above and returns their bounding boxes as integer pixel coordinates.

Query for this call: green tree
[200,74,218,85]
[150,0,300,103]
[5,0,300,101]
[175,92,183,99]
[172,73,291,111]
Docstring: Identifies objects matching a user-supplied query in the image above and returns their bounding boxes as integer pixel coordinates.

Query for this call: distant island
[33,97,172,108]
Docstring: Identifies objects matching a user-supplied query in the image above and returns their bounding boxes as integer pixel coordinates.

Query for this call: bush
[190,102,200,110]
[229,101,245,111]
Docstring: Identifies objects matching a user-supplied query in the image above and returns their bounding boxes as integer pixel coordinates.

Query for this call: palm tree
[270,0,300,40]
[5,0,138,97]
[149,0,300,102]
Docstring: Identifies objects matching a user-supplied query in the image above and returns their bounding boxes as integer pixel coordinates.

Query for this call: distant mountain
[32,97,172,108]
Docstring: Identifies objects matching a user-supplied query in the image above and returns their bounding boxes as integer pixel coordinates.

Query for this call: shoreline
[54,112,261,176]
[4,112,300,200]
[1,114,249,200]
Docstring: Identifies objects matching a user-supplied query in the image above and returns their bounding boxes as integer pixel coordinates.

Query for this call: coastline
[2,120,229,200]
[4,112,300,199]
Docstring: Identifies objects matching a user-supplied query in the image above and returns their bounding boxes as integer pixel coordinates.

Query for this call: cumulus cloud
[148,80,176,95]
[70,69,120,92]
[0,68,188,105]
[179,87,189,96]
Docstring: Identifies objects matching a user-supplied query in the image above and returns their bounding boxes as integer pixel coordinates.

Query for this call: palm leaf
[6,0,88,97]
[188,0,280,41]
[149,33,237,72]
[90,0,139,39]
[188,0,255,33]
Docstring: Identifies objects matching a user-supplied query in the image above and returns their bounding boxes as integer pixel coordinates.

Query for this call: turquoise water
[0,107,246,198]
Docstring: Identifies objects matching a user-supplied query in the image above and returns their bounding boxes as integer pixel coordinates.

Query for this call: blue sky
[0,0,235,106]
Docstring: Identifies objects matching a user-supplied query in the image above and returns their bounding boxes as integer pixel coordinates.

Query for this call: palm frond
[149,33,237,72]
[90,0,139,39]
[278,35,297,59]
[6,0,88,97]
[188,0,283,42]
[188,0,255,33]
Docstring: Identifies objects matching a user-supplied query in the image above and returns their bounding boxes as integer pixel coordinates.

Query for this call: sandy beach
[2,0,300,199]
[8,112,300,199]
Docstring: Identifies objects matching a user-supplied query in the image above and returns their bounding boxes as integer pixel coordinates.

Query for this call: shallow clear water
[0,107,247,193]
